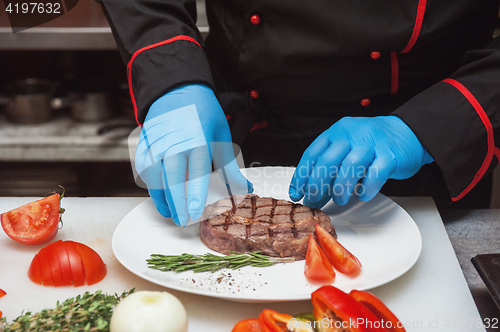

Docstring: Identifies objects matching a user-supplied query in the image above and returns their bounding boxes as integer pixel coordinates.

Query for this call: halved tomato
[315,224,361,275]
[304,234,336,283]
[28,240,107,287]
[1,194,62,245]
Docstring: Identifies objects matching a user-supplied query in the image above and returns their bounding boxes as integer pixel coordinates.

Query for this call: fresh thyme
[147,251,295,273]
[0,289,135,332]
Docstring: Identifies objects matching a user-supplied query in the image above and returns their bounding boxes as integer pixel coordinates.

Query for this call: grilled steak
[199,193,336,260]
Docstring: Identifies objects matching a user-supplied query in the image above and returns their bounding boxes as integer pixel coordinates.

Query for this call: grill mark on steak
[268,198,277,238]
[223,214,230,232]
[290,205,298,238]
[229,195,237,213]
[200,194,336,260]
[245,224,251,240]
[251,195,257,218]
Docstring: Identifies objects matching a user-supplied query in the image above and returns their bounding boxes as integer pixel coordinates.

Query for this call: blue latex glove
[135,84,252,226]
[289,115,433,207]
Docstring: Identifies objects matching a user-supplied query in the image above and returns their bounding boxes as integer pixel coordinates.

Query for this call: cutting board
[0,197,487,331]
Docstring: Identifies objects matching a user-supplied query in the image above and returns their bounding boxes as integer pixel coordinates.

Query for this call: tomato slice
[64,241,85,287]
[74,242,107,285]
[350,290,406,332]
[232,318,263,332]
[1,194,61,245]
[304,234,335,283]
[48,240,74,287]
[0,288,6,298]
[28,240,106,287]
[315,223,361,275]
[27,254,43,285]
[47,245,65,287]
[36,247,55,286]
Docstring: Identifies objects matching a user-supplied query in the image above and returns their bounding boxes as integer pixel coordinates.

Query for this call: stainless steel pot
[51,91,116,122]
[0,78,57,124]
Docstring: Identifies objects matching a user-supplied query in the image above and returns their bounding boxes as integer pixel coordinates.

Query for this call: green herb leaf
[0,289,135,332]
[147,251,295,273]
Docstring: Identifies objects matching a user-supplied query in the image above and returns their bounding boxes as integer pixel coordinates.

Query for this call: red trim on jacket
[401,0,427,53]
[442,78,497,202]
[495,147,500,161]
[390,52,399,95]
[126,35,203,126]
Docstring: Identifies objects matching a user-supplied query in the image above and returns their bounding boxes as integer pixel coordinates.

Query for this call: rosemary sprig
[0,289,135,332]
[147,251,295,273]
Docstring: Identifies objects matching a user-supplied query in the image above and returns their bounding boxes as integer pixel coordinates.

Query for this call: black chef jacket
[96,0,500,208]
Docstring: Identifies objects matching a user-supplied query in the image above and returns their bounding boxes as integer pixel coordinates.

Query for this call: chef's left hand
[289,115,433,207]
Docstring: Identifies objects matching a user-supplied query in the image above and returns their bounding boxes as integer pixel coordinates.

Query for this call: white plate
[112,167,422,302]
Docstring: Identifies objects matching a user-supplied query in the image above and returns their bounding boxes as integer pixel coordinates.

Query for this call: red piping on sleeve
[126,35,203,126]
[390,52,399,95]
[442,78,497,201]
[401,0,427,53]
[494,147,500,162]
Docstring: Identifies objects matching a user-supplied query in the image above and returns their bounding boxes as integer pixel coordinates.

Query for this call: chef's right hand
[135,84,252,227]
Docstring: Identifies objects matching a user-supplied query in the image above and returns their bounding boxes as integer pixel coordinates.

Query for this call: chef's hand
[135,84,252,226]
[289,115,433,207]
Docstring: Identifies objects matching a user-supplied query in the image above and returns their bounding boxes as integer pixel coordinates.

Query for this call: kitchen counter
[0,196,498,331]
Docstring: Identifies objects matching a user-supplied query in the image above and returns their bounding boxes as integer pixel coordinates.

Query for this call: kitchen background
[0,1,499,207]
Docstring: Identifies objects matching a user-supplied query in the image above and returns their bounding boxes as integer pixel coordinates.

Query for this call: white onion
[110,291,188,332]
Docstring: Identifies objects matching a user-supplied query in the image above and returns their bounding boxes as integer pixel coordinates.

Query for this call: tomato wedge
[304,234,335,283]
[232,318,263,332]
[28,240,107,287]
[0,288,6,298]
[1,194,62,245]
[350,290,406,332]
[315,223,361,275]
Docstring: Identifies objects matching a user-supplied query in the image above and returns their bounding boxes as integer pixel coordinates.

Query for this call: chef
[96,0,500,226]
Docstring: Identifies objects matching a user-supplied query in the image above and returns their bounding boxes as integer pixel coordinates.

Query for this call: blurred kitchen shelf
[0,0,208,50]
[0,26,209,51]
[0,114,137,162]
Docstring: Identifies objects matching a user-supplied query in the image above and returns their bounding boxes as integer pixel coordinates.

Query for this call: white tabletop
[0,196,487,331]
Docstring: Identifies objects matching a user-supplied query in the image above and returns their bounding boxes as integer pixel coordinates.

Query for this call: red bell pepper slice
[259,309,294,332]
[304,234,336,283]
[350,290,406,332]
[311,286,385,332]
[232,318,262,332]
